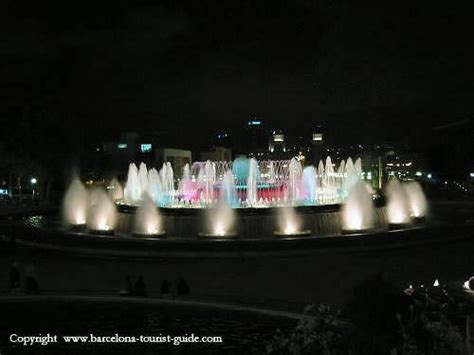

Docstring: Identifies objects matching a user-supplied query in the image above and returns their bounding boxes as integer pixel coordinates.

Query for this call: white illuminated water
[134,194,163,235]
[62,156,428,237]
[341,180,375,231]
[86,188,117,232]
[386,178,411,224]
[121,157,365,208]
[63,177,89,225]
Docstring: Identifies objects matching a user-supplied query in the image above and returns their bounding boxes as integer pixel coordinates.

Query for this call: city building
[200,146,232,162]
[310,125,325,163]
[245,117,268,158]
[268,129,286,157]
[99,132,191,179]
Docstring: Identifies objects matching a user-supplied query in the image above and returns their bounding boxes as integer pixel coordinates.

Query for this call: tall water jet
[124,163,141,202]
[221,170,238,207]
[247,158,259,206]
[159,162,175,205]
[337,160,345,189]
[321,156,336,203]
[182,163,191,181]
[147,168,162,205]
[302,166,318,203]
[386,178,411,227]
[63,177,89,226]
[232,157,250,186]
[354,158,362,176]
[108,178,123,201]
[274,206,310,236]
[317,160,325,183]
[344,157,357,192]
[323,156,335,189]
[201,200,237,238]
[403,181,428,219]
[138,162,148,197]
[178,163,193,201]
[341,180,375,233]
[200,160,215,204]
[287,158,302,202]
[87,188,117,235]
[133,195,164,236]
[268,161,276,184]
[119,157,362,208]
[165,162,175,195]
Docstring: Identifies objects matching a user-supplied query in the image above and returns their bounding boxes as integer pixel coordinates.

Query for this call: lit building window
[141,143,152,153]
[248,120,261,126]
[312,133,323,141]
[273,134,284,142]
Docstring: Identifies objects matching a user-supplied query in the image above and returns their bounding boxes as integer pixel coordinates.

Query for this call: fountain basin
[341,228,374,235]
[88,228,116,236]
[412,216,426,224]
[273,230,312,237]
[133,231,166,238]
[198,232,238,239]
[388,222,412,231]
[69,224,86,232]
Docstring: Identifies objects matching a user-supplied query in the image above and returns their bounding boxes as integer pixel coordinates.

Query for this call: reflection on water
[0,301,294,354]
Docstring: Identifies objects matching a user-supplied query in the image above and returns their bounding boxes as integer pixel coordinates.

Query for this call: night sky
[1,0,473,151]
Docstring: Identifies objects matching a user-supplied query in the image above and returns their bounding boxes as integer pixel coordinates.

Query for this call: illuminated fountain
[124,163,141,201]
[63,176,89,228]
[301,166,318,203]
[138,162,148,196]
[120,157,365,209]
[147,168,161,203]
[160,162,175,206]
[221,170,239,207]
[246,158,259,206]
[108,178,124,201]
[199,178,239,237]
[286,158,303,203]
[52,151,434,241]
[386,178,411,228]
[343,157,358,192]
[112,157,428,237]
[198,160,216,205]
[178,163,193,201]
[87,188,117,235]
[200,201,237,238]
[133,195,164,237]
[341,180,375,234]
[274,206,311,236]
[403,181,428,220]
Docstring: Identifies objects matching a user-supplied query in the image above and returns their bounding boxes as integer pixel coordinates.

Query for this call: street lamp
[30,177,37,199]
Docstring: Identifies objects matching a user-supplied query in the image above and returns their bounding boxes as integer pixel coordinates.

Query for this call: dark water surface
[0,300,295,354]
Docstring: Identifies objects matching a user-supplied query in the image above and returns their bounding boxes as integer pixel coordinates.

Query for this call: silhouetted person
[119,275,132,296]
[25,262,39,294]
[9,262,21,293]
[177,278,190,296]
[161,280,171,298]
[132,276,147,297]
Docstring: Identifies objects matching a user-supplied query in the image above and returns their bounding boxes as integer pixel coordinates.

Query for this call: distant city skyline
[2,0,474,151]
